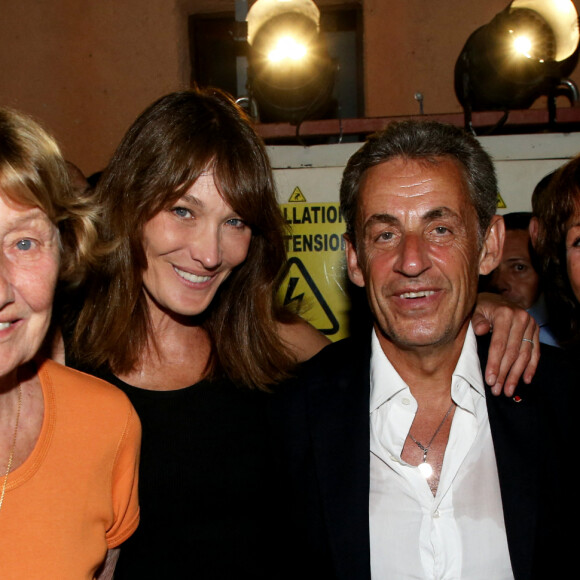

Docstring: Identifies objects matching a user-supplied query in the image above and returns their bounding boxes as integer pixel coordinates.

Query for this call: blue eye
[172,207,192,218]
[227,218,245,228]
[16,239,33,251]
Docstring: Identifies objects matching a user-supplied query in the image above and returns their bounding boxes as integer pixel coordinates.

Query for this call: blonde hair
[0,107,100,285]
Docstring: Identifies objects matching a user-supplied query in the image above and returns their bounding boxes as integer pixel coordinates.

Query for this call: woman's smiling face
[141,172,252,320]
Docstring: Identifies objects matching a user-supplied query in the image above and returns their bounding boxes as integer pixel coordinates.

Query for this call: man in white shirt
[272,120,576,580]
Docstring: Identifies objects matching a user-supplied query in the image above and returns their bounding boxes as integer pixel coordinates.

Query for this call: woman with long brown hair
[66,89,329,579]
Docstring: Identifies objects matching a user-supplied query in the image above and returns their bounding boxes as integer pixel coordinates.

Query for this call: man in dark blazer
[271,121,576,580]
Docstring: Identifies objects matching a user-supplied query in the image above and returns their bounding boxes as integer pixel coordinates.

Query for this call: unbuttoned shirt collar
[369,322,484,419]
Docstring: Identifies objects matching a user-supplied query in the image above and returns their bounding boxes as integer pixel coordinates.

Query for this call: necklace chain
[0,383,23,514]
[408,402,455,463]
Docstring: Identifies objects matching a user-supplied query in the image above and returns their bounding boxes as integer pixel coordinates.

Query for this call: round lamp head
[455,0,580,112]
[246,0,336,123]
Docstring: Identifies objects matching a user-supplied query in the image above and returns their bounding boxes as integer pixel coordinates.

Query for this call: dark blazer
[270,333,577,580]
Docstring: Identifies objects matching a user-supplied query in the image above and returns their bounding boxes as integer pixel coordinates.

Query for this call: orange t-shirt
[0,359,141,579]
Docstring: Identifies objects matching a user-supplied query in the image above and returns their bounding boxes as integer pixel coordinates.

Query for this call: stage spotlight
[455,0,580,130]
[246,0,337,124]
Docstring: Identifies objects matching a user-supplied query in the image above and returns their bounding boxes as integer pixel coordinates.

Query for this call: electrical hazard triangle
[288,187,307,202]
[281,257,339,335]
[496,192,507,209]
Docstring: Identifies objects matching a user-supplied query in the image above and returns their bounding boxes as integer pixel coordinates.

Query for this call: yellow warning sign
[288,187,307,202]
[497,192,507,208]
[278,202,350,341]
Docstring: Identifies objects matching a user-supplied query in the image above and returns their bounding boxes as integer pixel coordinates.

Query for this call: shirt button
[402,398,411,405]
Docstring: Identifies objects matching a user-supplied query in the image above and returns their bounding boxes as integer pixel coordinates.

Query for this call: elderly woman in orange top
[0,107,141,579]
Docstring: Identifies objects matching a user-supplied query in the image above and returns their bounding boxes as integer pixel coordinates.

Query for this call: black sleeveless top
[77,368,298,579]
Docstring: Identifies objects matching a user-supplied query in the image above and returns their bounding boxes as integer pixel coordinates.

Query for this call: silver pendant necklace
[408,402,455,479]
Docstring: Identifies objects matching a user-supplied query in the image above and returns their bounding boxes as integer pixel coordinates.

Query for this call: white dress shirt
[369,324,514,579]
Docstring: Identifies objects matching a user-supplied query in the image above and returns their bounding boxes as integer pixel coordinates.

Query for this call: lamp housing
[455,0,580,114]
[246,0,336,124]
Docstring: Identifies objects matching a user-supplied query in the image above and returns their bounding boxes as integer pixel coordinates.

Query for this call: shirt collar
[527,293,548,327]
[369,323,485,414]
[369,330,408,412]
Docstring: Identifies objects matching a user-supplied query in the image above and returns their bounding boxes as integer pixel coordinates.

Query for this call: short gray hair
[340,120,498,246]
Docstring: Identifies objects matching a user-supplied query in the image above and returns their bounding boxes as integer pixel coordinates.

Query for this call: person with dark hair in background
[485,211,559,346]
[271,120,575,580]
[487,212,539,310]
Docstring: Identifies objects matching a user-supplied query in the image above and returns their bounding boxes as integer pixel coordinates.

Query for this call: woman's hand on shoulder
[473,292,540,397]
[277,318,331,363]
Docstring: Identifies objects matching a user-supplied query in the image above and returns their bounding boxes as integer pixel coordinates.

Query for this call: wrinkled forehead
[357,157,472,217]
[0,190,56,235]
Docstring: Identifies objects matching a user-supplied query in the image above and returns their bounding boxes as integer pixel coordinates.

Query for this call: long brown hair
[71,89,295,389]
[535,154,580,346]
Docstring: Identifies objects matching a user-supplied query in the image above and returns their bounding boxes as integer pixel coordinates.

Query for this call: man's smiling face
[346,156,496,354]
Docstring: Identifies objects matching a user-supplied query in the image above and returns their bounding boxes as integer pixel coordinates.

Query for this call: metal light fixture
[455,0,580,130]
[246,0,336,124]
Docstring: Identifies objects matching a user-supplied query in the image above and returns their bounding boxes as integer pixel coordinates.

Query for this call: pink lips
[0,318,21,335]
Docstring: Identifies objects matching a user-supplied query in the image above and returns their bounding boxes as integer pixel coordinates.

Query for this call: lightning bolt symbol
[283,277,305,307]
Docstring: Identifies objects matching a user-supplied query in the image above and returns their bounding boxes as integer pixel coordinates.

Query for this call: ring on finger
[522,338,534,345]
